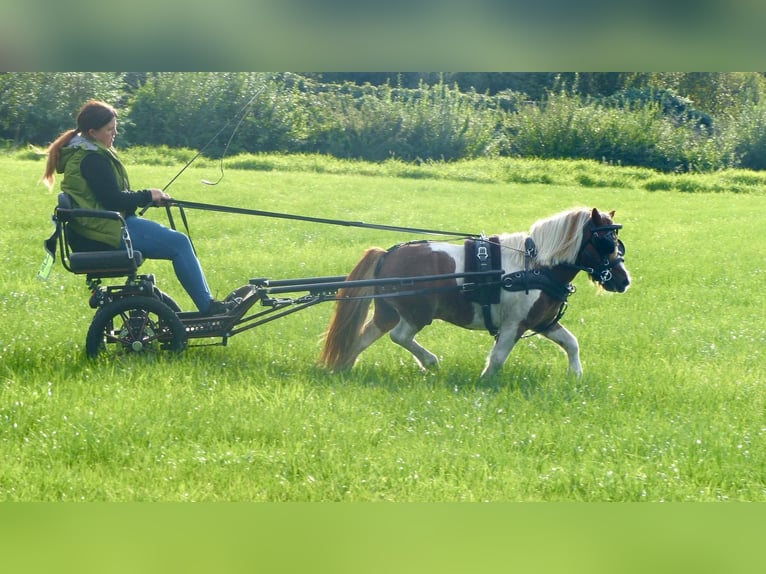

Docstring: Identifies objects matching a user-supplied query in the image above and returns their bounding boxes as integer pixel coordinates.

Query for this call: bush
[1,72,763,174]
[729,102,766,170]
[600,87,714,130]
[0,73,126,145]
[302,81,508,161]
[124,72,272,153]
[505,91,738,172]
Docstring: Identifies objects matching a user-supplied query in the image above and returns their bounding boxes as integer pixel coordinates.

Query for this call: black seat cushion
[68,250,144,277]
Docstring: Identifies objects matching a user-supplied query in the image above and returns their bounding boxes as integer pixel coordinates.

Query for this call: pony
[319,207,630,378]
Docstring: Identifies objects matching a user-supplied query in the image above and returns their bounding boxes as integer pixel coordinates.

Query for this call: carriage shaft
[254,270,502,295]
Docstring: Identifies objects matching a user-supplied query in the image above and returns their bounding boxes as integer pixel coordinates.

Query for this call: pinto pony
[319,207,630,378]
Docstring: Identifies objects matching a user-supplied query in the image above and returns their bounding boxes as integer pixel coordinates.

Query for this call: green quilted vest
[58,136,131,248]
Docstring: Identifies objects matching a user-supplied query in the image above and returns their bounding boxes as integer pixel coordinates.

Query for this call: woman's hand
[149,188,172,206]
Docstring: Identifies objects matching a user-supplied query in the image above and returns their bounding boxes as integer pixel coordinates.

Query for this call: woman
[43,99,235,315]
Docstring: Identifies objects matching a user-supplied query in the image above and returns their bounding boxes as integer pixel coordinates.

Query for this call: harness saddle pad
[463,236,502,305]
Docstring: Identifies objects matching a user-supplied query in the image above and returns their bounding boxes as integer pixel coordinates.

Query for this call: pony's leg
[334,321,388,370]
[540,323,582,377]
[389,320,439,371]
[334,298,398,371]
[481,327,521,378]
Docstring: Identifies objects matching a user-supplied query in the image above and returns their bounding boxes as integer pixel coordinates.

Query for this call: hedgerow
[3,72,766,173]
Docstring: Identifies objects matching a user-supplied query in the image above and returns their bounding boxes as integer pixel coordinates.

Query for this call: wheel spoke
[85,296,187,358]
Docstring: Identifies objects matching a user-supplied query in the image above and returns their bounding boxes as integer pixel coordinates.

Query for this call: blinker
[590,223,624,257]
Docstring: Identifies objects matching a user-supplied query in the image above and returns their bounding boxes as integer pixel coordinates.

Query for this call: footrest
[178,313,239,337]
[69,250,143,277]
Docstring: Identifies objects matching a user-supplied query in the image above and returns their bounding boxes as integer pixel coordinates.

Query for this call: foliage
[123,72,271,153]
[9,143,766,196]
[728,101,766,171]
[505,90,739,172]
[643,72,766,117]
[0,73,126,144]
[301,80,512,161]
[4,72,766,172]
[125,74,513,162]
[599,87,713,129]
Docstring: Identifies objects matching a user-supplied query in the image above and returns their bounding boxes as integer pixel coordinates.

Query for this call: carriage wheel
[85,296,187,358]
[156,289,182,313]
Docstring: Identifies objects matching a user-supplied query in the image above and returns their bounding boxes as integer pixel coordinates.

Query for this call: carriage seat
[67,249,144,277]
[54,193,144,278]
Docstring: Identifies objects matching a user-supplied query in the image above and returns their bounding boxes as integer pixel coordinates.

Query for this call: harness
[343,220,627,339]
[562,222,626,284]
[464,236,574,337]
[463,236,502,333]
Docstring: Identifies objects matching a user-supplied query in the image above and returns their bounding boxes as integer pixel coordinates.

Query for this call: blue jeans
[125,216,213,312]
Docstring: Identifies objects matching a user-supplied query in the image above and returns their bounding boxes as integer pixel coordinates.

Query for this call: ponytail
[42,128,78,189]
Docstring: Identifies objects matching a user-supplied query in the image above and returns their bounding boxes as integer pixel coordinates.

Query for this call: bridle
[573,222,626,284]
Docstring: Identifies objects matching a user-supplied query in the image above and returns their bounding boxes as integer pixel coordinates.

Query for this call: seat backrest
[55,193,143,277]
[57,193,116,253]
[58,192,74,210]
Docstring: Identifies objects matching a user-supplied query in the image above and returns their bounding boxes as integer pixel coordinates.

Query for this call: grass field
[0,151,764,501]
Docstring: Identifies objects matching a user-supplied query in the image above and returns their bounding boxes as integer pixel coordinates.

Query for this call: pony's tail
[319,247,387,371]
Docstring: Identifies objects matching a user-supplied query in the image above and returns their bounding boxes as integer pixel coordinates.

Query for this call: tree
[0,72,126,145]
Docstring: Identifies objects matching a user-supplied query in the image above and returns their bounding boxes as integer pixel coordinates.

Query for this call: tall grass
[1,153,764,501]
[506,91,740,172]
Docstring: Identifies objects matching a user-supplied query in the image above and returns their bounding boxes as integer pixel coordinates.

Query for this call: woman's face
[88,117,118,148]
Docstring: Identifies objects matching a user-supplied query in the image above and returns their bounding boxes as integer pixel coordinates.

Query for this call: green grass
[1,152,764,501]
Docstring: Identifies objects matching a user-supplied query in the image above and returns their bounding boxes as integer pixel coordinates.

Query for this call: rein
[167,199,481,238]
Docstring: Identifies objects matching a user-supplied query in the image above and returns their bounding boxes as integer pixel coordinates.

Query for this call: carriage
[44,194,629,377]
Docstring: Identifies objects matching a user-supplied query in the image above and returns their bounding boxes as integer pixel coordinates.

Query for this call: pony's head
[576,208,631,293]
[512,207,631,292]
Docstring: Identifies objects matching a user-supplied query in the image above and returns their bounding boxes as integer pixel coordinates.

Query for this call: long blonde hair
[42,99,117,189]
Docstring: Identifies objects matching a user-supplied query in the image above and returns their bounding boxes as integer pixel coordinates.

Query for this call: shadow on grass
[298,358,583,400]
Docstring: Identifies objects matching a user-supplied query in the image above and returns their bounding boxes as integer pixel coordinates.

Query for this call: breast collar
[465,236,576,337]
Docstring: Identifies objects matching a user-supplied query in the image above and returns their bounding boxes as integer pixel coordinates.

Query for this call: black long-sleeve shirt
[80,153,152,216]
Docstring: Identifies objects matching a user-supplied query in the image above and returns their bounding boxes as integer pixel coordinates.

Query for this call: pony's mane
[530,208,591,266]
[497,208,592,268]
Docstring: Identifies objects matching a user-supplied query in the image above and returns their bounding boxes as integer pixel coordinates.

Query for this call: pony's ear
[591,207,600,222]
[609,210,616,218]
